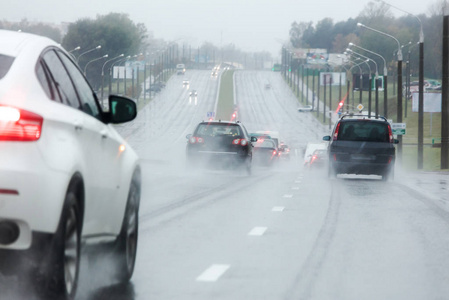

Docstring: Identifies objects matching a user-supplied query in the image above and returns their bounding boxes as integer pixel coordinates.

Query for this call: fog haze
[2,0,434,58]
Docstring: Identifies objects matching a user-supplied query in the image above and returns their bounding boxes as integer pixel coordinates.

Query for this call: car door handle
[100,130,108,139]
[74,122,83,131]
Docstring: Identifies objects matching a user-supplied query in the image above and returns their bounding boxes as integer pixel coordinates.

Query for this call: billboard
[412,92,442,113]
[320,72,346,86]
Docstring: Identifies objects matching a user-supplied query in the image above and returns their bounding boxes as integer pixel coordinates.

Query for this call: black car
[186,121,257,174]
[308,149,328,168]
[253,138,278,166]
[323,114,399,180]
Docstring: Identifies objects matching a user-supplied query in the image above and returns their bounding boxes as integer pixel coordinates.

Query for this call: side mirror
[107,95,137,124]
[323,136,331,141]
[394,139,399,144]
[251,137,258,142]
[186,134,192,139]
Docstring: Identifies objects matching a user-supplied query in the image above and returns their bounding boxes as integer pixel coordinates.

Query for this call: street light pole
[348,43,388,118]
[347,49,379,117]
[357,22,403,158]
[84,54,108,76]
[101,54,124,106]
[77,45,101,63]
[376,0,424,167]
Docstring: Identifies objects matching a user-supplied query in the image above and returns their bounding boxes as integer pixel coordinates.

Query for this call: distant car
[278,144,291,160]
[298,105,313,112]
[323,113,399,180]
[254,131,280,149]
[189,90,198,105]
[211,71,218,77]
[308,149,328,168]
[303,142,327,166]
[0,30,141,299]
[147,83,161,93]
[186,121,257,174]
[253,138,278,166]
[182,80,189,88]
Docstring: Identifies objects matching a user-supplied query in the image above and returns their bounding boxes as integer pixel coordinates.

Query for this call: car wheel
[114,176,140,283]
[44,191,81,300]
[328,163,337,179]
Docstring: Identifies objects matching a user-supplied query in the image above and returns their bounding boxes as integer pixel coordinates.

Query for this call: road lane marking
[292,187,300,190]
[196,264,230,282]
[283,194,293,198]
[248,227,267,236]
[272,206,285,212]
[295,180,302,183]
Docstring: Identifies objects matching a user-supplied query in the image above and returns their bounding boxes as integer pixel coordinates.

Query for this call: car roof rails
[340,113,388,122]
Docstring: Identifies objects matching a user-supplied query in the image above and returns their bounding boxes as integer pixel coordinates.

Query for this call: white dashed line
[196,264,230,282]
[283,194,293,198]
[291,187,300,190]
[295,180,302,183]
[248,227,267,236]
[272,206,285,212]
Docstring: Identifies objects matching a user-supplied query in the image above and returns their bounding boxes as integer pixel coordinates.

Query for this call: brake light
[387,124,394,143]
[0,106,43,141]
[189,136,204,144]
[272,150,277,156]
[333,123,341,141]
[311,155,317,163]
[232,138,248,146]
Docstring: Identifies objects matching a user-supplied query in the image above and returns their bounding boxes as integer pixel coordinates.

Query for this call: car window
[36,61,53,99]
[41,49,80,109]
[196,124,241,136]
[56,50,101,120]
[0,54,14,79]
[339,121,388,142]
[255,140,275,148]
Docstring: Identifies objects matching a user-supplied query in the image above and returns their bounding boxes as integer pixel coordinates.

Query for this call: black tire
[328,163,336,179]
[45,191,81,300]
[246,157,252,176]
[114,177,140,283]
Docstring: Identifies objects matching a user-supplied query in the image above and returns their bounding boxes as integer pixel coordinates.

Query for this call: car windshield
[196,123,241,137]
[338,121,389,142]
[254,139,275,148]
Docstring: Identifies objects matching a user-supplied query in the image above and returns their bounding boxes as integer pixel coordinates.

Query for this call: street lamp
[101,54,124,105]
[69,46,81,53]
[77,45,101,63]
[346,48,379,118]
[349,42,388,118]
[375,0,424,168]
[84,54,108,76]
[357,22,403,158]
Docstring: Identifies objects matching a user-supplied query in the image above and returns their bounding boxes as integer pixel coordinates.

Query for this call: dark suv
[186,121,257,174]
[323,114,399,180]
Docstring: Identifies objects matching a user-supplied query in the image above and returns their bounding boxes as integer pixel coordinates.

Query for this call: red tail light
[232,139,248,146]
[387,124,394,143]
[333,123,341,141]
[189,136,204,144]
[311,155,317,163]
[0,106,43,141]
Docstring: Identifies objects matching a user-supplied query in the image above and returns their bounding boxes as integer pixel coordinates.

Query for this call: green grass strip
[216,70,235,121]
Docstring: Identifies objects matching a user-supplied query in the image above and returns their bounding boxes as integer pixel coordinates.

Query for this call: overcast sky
[2,0,435,58]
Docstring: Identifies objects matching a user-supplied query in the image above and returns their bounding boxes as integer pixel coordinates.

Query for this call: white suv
[0,30,141,299]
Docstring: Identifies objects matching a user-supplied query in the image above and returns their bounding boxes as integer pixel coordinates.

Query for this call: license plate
[351,154,375,161]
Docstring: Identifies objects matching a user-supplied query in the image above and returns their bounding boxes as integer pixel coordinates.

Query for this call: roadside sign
[357,104,364,111]
[207,112,215,118]
[392,128,406,135]
[391,123,406,129]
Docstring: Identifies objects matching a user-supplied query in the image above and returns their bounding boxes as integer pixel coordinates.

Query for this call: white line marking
[295,180,302,183]
[292,187,300,190]
[272,206,285,212]
[248,227,267,236]
[283,194,293,198]
[196,264,230,282]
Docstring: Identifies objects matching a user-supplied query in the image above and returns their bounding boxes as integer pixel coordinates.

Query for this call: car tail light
[387,124,394,143]
[272,150,277,156]
[333,154,337,161]
[310,155,317,164]
[0,106,43,141]
[387,156,393,164]
[232,139,247,146]
[189,136,204,144]
[333,122,341,141]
